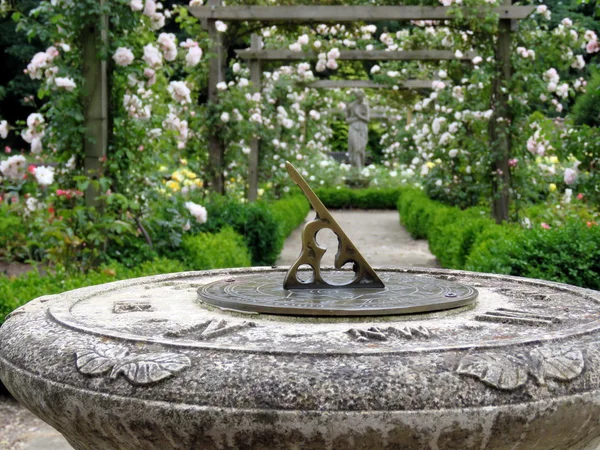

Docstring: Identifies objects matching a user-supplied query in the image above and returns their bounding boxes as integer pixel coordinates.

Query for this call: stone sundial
[198,161,478,316]
[2,164,600,449]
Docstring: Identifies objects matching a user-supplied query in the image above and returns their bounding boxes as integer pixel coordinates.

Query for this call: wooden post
[82,7,109,207]
[207,0,226,194]
[248,34,262,202]
[406,109,413,125]
[489,0,512,223]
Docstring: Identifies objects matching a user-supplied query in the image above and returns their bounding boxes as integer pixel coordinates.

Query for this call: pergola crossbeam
[235,49,476,61]
[307,80,433,89]
[190,5,535,21]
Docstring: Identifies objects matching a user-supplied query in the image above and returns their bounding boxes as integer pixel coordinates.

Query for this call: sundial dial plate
[198,271,478,316]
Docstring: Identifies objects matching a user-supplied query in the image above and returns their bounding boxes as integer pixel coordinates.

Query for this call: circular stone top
[198,272,478,316]
[4,267,600,450]
[31,267,600,357]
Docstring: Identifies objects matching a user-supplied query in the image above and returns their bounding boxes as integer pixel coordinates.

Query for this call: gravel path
[1,209,437,450]
[277,209,439,268]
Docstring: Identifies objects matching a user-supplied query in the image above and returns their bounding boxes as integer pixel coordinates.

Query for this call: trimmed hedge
[198,195,309,266]
[270,195,311,257]
[315,187,401,210]
[397,188,600,290]
[182,227,251,270]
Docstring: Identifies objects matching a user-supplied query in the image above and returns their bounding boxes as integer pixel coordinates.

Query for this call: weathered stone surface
[2,267,600,449]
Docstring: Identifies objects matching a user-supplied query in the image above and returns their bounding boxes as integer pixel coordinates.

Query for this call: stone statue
[345,90,370,170]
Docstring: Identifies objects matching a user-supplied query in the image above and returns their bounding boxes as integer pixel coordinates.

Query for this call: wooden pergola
[190,2,535,222]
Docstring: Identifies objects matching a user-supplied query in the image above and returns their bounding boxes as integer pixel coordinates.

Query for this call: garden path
[277,209,439,268]
[1,209,438,450]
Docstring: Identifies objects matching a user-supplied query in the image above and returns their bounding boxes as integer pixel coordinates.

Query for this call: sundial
[197,162,478,316]
[6,166,600,449]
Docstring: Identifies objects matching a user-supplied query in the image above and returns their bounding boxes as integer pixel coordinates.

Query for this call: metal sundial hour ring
[283,162,385,290]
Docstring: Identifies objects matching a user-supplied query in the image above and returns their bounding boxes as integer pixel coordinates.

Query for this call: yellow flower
[266,182,273,188]
[172,171,184,182]
[549,183,557,192]
[194,179,204,188]
[183,179,194,187]
[549,156,559,164]
[257,188,265,197]
[230,177,236,183]
[426,162,435,169]
[158,165,168,172]
[182,169,197,179]
[180,158,188,165]
[434,158,442,164]
[166,180,181,192]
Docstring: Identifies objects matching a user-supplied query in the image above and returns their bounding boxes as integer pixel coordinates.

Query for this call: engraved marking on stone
[457,346,584,390]
[164,319,256,340]
[112,300,154,314]
[348,325,432,342]
[75,346,191,385]
[494,288,556,301]
[475,308,561,326]
[283,161,384,290]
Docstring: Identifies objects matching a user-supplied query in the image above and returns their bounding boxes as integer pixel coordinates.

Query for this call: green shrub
[182,227,251,270]
[397,187,600,290]
[0,205,27,260]
[572,71,600,127]
[315,187,401,209]
[270,195,310,254]
[197,197,283,266]
[467,221,600,289]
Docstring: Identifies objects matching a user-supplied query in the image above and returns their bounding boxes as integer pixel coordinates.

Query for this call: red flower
[27,164,36,174]
[48,206,55,215]
[577,193,584,200]
[541,223,551,229]
[587,221,597,228]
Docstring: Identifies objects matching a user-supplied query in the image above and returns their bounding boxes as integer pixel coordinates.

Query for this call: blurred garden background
[1,0,600,328]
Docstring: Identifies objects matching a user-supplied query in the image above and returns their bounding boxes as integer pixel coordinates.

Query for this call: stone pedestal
[2,267,600,449]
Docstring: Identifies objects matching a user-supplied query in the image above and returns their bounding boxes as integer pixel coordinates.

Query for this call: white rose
[113,47,135,67]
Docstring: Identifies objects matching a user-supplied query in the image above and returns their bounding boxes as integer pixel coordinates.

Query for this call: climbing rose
[220,112,230,123]
[0,155,27,180]
[586,40,600,54]
[142,44,163,68]
[143,0,156,17]
[157,33,178,61]
[113,47,135,67]
[185,201,207,223]
[129,0,143,10]
[33,166,55,186]
[564,168,577,185]
[215,21,227,32]
[168,81,191,104]
[55,77,76,91]
[186,46,202,67]
[27,52,49,80]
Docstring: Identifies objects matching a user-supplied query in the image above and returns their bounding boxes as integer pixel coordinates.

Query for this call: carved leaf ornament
[457,346,584,390]
[76,346,191,385]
